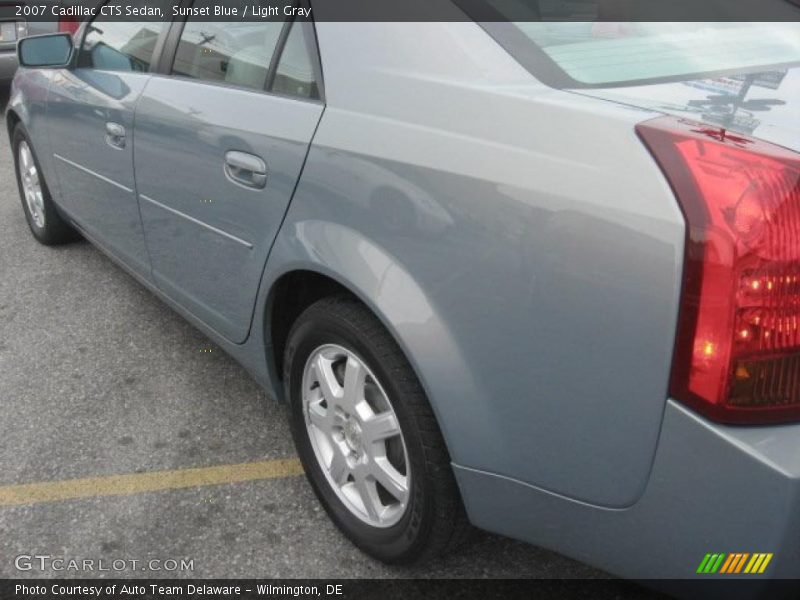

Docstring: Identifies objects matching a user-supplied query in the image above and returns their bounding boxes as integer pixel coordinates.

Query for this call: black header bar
[4,0,800,23]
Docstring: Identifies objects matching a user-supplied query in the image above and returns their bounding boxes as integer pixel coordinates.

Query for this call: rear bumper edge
[455,400,800,582]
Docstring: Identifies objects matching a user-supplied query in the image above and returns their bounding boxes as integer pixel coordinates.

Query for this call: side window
[271,22,321,100]
[78,3,162,72]
[172,1,284,91]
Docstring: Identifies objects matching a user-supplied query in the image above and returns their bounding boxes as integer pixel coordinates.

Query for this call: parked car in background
[6,0,800,586]
[0,16,60,84]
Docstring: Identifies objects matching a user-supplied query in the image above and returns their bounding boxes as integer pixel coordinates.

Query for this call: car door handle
[224,151,267,189]
[105,122,126,149]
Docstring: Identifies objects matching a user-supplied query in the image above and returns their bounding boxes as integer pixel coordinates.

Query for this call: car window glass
[271,22,320,100]
[172,1,284,91]
[78,2,161,72]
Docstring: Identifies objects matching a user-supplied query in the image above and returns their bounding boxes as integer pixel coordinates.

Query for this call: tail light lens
[637,116,800,424]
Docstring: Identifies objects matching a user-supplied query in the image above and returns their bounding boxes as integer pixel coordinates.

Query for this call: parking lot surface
[0,86,636,587]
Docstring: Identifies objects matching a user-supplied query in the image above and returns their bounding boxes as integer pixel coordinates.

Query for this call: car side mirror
[18,33,74,68]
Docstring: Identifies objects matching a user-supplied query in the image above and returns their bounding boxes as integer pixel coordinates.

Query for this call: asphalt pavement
[0,84,650,594]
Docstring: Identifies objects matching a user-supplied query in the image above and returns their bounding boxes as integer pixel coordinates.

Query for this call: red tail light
[637,116,800,424]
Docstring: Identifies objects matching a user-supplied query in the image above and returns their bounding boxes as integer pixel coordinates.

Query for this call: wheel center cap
[343,419,363,452]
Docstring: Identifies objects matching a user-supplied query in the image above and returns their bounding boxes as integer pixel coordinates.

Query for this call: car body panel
[10,21,687,509]
[571,65,800,153]
[284,22,686,508]
[6,68,55,177]
[456,400,800,581]
[133,77,324,343]
[46,67,152,275]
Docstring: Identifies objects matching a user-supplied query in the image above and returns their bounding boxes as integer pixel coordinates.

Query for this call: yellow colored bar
[744,554,761,574]
[0,458,304,507]
[758,553,774,574]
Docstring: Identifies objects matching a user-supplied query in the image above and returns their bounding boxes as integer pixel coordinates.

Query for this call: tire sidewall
[12,126,48,239]
[285,309,432,562]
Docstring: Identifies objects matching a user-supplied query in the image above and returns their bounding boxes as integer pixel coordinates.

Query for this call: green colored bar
[703,554,719,573]
[696,554,712,574]
[710,554,726,573]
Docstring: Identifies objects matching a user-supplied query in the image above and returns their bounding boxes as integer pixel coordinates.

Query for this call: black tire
[12,124,80,245]
[284,295,470,564]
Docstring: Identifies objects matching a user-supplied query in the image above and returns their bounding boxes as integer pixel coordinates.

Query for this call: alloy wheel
[302,344,410,528]
[18,141,45,229]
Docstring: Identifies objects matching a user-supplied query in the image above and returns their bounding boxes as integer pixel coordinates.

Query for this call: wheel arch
[266,269,357,389]
[261,221,479,469]
[6,108,22,139]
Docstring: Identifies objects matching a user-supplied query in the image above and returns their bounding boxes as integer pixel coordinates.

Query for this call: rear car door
[134,3,324,343]
[47,8,167,276]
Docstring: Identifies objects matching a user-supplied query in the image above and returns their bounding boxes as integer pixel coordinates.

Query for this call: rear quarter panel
[266,21,687,508]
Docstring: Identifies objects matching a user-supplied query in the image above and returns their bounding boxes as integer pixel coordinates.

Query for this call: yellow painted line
[0,459,304,508]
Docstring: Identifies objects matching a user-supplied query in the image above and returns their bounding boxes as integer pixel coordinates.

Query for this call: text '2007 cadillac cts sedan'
[7,1,800,585]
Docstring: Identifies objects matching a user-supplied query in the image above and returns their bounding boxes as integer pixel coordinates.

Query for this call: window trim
[300,0,326,102]
[73,0,173,74]
[266,18,325,102]
[264,16,293,92]
[272,0,326,102]
[151,0,193,75]
[157,0,325,104]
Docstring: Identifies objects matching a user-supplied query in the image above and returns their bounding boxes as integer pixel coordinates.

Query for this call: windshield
[514,23,800,86]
